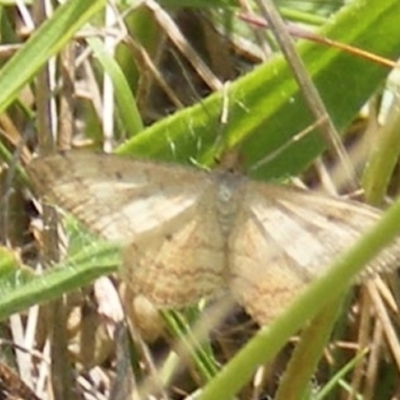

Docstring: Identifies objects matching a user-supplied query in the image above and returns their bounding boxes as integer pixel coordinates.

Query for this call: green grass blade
[0,0,105,114]
[117,0,400,181]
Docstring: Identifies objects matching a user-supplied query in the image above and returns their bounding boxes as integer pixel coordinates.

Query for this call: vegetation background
[1,0,400,399]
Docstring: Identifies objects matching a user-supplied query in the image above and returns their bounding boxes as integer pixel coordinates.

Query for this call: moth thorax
[216,176,241,236]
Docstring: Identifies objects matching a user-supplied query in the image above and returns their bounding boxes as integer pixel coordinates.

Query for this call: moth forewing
[265,184,400,279]
[28,152,214,245]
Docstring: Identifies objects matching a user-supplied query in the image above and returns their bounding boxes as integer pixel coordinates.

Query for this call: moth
[28,152,400,325]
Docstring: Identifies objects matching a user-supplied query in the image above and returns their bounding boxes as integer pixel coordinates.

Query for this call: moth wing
[29,152,227,306]
[229,182,400,325]
[122,195,228,307]
[28,152,213,246]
